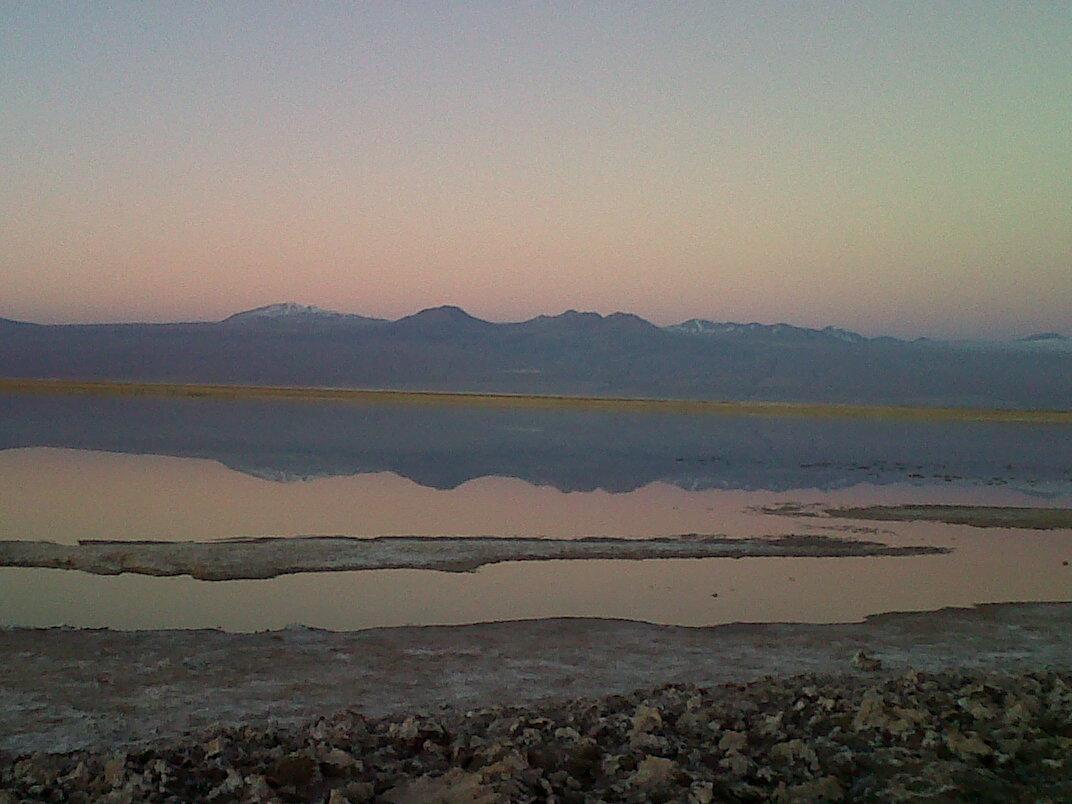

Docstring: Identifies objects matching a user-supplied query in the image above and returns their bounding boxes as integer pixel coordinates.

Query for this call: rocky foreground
[3,669,1072,803]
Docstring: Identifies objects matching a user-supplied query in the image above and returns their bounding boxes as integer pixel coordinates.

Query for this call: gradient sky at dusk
[2,2,1070,337]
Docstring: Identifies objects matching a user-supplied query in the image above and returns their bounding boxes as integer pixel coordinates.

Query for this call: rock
[206,768,242,801]
[853,690,888,731]
[1004,697,1037,725]
[553,726,581,742]
[328,791,351,804]
[268,753,318,787]
[630,703,663,735]
[103,755,127,787]
[244,774,275,801]
[383,768,497,803]
[778,774,844,802]
[566,739,602,781]
[59,761,89,786]
[390,717,420,742]
[343,781,375,802]
[629,731,666,751]
[769,739,819,772]
[761,711,784,736]
[718,730,747,753]
[945,729,993,760]
[630,755,677,788]
[11,755,66,788]
[689,780,715,803]
[729,780,767,799]
[852,651,882,672]
[958,696,997,721]
[479,749,528,781]
[720,751,750,777]
[320,747,360,773]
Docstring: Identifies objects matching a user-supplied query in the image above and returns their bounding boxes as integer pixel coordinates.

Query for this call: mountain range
[1,303,1070,408]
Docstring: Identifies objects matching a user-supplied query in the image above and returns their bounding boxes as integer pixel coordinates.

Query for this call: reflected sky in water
[1,393,1070,631]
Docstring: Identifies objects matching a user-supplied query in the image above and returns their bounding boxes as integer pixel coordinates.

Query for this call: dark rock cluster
[2,670,1070,802]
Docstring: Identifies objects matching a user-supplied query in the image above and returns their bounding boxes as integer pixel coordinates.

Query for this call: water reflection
[2,393,1070,632]
[2,449,1065,545]
[2,522,1070,631]
[3,393,1070,495]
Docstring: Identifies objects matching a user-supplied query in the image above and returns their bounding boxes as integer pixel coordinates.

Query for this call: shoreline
[5,669,1070,802]
[3,376,1071,424]
[3,601,1069,756]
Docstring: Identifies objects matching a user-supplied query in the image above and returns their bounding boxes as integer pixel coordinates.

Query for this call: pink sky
[2,3,1069,338]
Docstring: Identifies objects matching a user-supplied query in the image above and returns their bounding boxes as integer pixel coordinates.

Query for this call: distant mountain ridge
[0,304,1069,409]
[665,318,870,344]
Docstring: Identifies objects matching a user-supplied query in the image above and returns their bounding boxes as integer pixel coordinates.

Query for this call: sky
[1,2,1070,337]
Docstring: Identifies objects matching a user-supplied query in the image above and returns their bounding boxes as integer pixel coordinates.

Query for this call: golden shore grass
[2,377,1071,424]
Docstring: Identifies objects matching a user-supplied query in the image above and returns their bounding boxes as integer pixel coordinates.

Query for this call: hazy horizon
[3,2,1070,338]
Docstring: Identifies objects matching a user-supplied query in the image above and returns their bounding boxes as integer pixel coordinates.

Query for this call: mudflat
[824,505,1072,530]
[2,602,1069,755]
[0,534,947,581]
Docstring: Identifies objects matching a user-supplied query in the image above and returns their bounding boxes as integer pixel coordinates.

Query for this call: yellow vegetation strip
[2,377,1070,424]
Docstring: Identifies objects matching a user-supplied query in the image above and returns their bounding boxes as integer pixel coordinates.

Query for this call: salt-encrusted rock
[851,650,882,672]
[630,702,663,735]
[688,780,715,803]
[760,711,785,736]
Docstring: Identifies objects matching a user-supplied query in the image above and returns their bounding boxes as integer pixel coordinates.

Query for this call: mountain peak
[403,305,484,322]
[419,304,473,317]
[391,305,493,334]
[224,303,342,322]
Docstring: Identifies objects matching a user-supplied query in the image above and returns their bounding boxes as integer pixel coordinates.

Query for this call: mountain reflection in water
[1,393,1070,496]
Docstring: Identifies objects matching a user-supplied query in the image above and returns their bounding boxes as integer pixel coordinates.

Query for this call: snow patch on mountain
[224,303,344,322]
[666,319,869,343]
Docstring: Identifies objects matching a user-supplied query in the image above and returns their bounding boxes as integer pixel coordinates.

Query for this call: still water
[1,393,1070,631]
